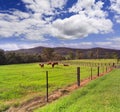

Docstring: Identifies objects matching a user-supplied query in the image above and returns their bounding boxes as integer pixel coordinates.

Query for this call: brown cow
[63,64,69,66]
[53,62,58,65]
[39,63,44,68]
[51,62,58,68]
[47,62,52,65]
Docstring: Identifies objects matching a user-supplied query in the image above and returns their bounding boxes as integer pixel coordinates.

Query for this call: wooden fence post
[103,65,104,73]
[113,63,115,68]
[77,67,80,86]
[91,67,92,80]
[97,66,99,76]
[46,71,49,102]
[106,66,107,72]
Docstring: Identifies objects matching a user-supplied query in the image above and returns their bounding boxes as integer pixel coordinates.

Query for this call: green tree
[75,50,81,59]
[79,53,84,59]
[52,52,64,61]
[112,52,118,59]
[95,49,99,59]
[41,48,54,61]
[87,51,94,59]
[68,51,74,60]
[0,49,6,65]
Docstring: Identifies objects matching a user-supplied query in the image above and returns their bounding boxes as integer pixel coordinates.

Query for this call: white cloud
[0,41,94,51]
[50,0,67,9]
[0,0,113,41]
[22,0,67,15]
[110,0,120,23]
[95,37,120,49]
[0,43,20,51]
[115,15,120,23]
[95,42,112,46]
[0,12,47,39]
[59,42,93,48]
[0,42,56,51]
[51,14,112,39]
[110,0,120,14]
[69,0,107,18]
[108,37,120,42]
[0,0,67,40]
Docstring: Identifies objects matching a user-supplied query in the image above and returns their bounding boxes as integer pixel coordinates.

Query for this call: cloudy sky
[0,0,120,50]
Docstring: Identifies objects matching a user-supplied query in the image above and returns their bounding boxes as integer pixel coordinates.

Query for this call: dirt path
[7,68,113,112]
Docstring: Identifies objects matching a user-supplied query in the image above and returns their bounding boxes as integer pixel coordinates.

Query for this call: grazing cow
[47,62,52,65]
[39,63,44,68]
[53,62,58,65]
[63,64,69,66]
[51,62,58,68]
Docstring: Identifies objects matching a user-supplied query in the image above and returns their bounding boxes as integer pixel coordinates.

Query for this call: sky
[0,0,120,51]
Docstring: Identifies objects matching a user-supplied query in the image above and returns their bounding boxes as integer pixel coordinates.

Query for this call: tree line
[0,48,65,65]
[0,48,119,65]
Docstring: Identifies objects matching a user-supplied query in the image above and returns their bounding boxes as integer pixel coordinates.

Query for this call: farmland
[0,59,118,111]
[35,69,120,112]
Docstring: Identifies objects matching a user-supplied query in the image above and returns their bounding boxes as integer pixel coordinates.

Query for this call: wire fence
[44,62,117,102]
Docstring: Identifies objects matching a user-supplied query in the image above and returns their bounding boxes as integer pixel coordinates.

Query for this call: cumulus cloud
[95,42,112,46]
[59,42,93,48]
[69,0,107,18]
[22,0,67,15]
[95,37,120,49]
[0,43,20,51]
[0,42,56,51]
[49,0,113,39]
[110,0,120,23]
[51,14,112,39]
[0,0,113,40]
[0,0,67,40]
[108,37,120,41]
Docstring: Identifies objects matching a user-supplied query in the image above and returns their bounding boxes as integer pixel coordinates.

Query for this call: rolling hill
[8,47,120,59]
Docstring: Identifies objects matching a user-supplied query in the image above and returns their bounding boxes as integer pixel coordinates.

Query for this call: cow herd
[39,62,69,68]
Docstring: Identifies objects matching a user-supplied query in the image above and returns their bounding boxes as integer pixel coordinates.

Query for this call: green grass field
[0,59,117,111]
[35,69,120,112]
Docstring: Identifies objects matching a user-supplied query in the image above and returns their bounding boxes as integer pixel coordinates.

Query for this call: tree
[75,50,81,59]
[41,48,54,61]
[111,52,118,59]
[95,49,99,59]
[104,52,109,59]
[68,51,74,60]
[52,52,64,61]
[0,49,6,65]
[111,52,120,63]
[79,53,84,59]
[87,51,94,59]
[5,52,19,64]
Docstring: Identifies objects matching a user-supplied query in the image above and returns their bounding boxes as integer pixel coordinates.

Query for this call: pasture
[35,69,120,112]
[0,59,117,111]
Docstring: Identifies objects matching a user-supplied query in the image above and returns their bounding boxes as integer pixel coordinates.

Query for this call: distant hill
[0,46,119,65]
[10,46,120,59]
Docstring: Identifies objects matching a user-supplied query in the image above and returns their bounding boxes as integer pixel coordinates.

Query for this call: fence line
[44,62,116,102]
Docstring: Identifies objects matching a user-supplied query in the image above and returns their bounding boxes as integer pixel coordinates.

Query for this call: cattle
[47,62,52,65]
[53,62,58,65]
[63,64,69,66]
[39,63,44,68]
[51,62,58,68]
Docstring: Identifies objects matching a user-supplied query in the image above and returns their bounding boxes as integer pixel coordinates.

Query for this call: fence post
[106,66,107,72]
[77,67,80,86]
[46,71,49,102]
[113,63,115,68]
[91,67,92,80]
[103,65,104,73]
[97,66,99,76]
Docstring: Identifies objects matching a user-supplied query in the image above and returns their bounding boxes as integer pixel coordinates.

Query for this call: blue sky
[0,0,120,50]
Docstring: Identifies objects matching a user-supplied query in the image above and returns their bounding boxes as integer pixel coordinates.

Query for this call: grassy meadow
[0,59,117,111]
[35,69,120,112]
